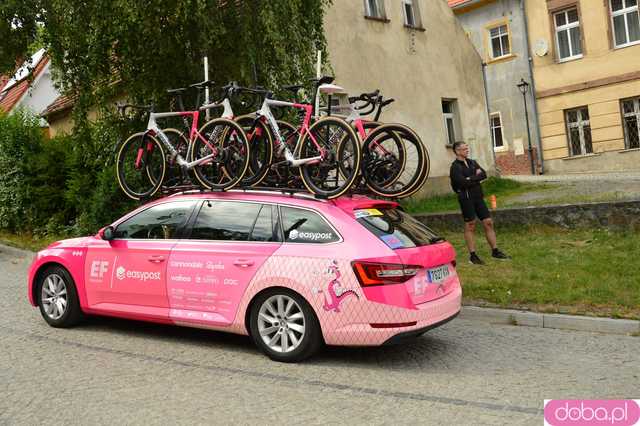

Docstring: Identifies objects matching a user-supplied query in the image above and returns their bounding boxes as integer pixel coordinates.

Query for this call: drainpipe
[521,0,544,174]
[482,62,497,174]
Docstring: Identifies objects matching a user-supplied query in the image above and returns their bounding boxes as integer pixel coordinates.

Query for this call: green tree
[1,0,332,117]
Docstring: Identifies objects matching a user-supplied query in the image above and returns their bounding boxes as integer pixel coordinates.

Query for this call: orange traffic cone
[489,194,497,210]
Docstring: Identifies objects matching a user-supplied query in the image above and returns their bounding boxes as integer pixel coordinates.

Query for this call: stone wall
[414,200,640,231]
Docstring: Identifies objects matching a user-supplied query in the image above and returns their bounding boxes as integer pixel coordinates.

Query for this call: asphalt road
[1,247,638,425]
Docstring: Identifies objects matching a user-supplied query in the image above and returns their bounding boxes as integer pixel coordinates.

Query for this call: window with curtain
[489,24,511,58]
[565,107,593,156]
[621,98,640,150]
[554,8,583,61]
[610,0,640,47]
[490,114,504,149]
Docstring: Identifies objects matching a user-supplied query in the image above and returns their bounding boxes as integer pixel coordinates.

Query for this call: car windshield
[355,207,442,249]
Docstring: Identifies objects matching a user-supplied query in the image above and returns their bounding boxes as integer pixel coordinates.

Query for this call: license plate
[427,265,450,283]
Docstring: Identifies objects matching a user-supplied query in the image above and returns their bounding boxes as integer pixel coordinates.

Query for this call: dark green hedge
[0,110,136,238]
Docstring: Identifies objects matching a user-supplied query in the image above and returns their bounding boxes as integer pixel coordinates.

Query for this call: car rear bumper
[382,310,460,345]
[322,284,462,346]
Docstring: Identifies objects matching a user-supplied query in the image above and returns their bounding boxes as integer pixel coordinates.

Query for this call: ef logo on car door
[89,260,109,281]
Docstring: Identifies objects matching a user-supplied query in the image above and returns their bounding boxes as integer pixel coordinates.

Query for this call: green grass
[442,226,640,320]
[403,177,550,214]
[0,231,63,252]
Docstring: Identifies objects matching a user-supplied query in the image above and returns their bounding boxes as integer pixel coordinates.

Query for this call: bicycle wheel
[297,117,361,199]
[161,128,190,187]
[116,132,166,201]
[191,118,250,190]
[362,124,429,199]
[235,114,274,187]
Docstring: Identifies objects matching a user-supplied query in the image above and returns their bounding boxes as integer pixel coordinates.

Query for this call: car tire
[249,288,322,363]
[36,266,84,328]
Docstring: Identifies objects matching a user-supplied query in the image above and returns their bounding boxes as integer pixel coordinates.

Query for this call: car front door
[84,200,197,320]
[167,200,281,326]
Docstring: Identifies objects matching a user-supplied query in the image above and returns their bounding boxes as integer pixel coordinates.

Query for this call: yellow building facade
[526,0,640,174]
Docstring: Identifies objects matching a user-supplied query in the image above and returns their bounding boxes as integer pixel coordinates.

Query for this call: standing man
[449,142,510,265]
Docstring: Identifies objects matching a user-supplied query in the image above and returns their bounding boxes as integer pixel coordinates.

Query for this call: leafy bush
[0,110,135,238]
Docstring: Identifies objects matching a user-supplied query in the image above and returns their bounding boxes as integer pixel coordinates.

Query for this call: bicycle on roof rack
[279,78,430,199]
[115,86,250,201]
[230,82,362,199]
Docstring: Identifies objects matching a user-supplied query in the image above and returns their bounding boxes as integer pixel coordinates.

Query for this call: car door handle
[233,259,254,267]
[147,255,165,263]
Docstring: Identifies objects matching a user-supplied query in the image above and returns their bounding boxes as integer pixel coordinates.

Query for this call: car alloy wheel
[41,273,68,320]
[257,294,306,353]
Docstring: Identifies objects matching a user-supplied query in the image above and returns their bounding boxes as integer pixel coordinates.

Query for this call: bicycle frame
[257,98,323,167]
[144,111,221,170]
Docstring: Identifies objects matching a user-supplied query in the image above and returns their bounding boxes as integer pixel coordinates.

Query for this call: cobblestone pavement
[1,248,638,425]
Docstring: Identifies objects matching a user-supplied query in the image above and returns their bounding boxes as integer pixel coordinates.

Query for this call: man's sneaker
[469,253,485,265]
[492,248,511,260]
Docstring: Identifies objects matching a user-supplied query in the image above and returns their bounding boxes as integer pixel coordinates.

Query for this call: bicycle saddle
[282,84,304,93]
[189,80,215,89]
[380,98,395,107]
[309,76,335,86]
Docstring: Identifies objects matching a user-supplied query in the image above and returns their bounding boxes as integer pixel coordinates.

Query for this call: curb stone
[460,306,640,336]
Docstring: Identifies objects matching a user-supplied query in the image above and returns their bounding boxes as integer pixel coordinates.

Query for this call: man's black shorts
[458,196,491,222]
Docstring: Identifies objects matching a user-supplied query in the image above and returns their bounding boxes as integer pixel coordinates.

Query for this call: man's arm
[469,160,487,182]
[450,162,475,189]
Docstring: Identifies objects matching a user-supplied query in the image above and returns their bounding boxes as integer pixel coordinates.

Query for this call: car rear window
[355,208,442,249]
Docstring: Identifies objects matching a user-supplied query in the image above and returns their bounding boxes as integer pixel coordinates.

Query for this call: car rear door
[84,200,197,319]
[167,200,281,326]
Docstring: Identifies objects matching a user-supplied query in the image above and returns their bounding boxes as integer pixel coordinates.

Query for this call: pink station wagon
[27,191,462,362]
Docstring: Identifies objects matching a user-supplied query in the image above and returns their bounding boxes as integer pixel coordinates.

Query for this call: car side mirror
[99,226,115,241]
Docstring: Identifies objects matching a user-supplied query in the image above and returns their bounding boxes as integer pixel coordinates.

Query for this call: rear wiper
[429,237,445,244]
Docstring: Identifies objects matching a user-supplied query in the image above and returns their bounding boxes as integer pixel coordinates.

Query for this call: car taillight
[352,262,420,287]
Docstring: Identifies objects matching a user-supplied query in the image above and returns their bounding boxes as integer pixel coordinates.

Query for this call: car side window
[250,205,280,242]
[190,201,264,241]
[113,201,196,240]
[280,206,340,244]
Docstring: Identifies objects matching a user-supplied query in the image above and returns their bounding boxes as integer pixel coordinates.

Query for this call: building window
[622,97,640,149]
[402,0,422,28]
[554,8,583,61]
[489,24,511,58]
[565,107,593,156]
[364,0,387,20]
[490,113,504,149]
[442,99,460,146]
[610,0,640,48]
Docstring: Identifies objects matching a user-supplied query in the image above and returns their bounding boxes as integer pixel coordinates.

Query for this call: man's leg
[464,220,477,253]
[481,218,497,250]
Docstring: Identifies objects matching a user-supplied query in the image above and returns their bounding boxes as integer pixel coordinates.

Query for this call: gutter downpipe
[481,62,497,173]
[521,0,544,174]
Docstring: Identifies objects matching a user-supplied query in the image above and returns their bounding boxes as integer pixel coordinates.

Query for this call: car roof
[148,190,398,215]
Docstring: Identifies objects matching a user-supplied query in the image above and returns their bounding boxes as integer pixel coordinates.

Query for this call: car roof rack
[147,183,397,204]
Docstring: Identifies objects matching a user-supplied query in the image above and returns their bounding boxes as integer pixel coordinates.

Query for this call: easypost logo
[115,266,161,282]
[289,229,334,241]
[544,400,640,426]
[116,266,126,280]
